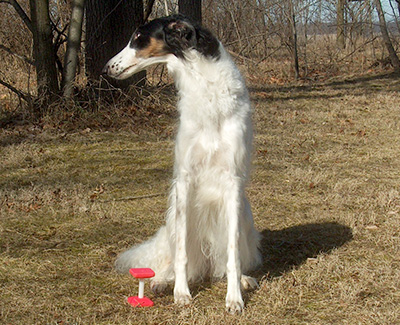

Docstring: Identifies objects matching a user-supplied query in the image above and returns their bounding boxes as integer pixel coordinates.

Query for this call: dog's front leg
[225,179,244,313]
[173,175,192,305]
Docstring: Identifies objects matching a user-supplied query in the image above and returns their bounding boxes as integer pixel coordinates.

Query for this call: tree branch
[0,77,31,102]
[0,0,33,33]
[144,0,156,23]
[52,19,69,51]
[0,44,34,65]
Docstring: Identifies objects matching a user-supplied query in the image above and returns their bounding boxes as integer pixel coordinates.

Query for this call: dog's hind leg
[242,197,262,269]
[239,197,262,292]
[240,274,259,290]
[151,262,174,295]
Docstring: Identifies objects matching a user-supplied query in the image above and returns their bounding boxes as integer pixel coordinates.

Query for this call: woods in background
[0,0,399,115]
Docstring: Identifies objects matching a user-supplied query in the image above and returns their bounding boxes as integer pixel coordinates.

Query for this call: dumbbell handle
[138,279,145,299]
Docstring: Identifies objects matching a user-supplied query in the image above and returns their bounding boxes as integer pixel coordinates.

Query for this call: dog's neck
[165,45,250,126]
[167,48,222,85]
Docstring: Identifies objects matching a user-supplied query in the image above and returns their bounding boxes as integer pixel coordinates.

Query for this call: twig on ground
[99,193,165,203]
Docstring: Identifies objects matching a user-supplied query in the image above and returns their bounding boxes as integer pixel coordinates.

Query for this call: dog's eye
[129,31,143,48]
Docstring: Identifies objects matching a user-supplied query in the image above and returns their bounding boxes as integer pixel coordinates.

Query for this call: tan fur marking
[137,37,167,58]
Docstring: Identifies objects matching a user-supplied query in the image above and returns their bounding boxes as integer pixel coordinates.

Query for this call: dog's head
[103,15,220,80]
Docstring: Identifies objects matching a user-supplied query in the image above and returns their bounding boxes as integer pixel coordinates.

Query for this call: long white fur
[105,41,262,313]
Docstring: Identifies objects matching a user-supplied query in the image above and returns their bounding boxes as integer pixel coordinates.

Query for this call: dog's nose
[102,64,109,75]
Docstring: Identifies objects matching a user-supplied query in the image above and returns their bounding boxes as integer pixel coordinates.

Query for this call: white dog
[103,15,261,313]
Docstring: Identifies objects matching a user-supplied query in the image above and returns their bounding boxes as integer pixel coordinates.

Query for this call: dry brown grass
[1,72,400,324]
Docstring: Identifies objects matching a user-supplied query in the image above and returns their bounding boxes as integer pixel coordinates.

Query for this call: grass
[1,72,400,324]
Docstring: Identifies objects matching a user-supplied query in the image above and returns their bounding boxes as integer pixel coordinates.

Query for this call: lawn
[1,72,400,324]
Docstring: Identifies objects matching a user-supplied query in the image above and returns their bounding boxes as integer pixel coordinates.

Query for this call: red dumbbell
[127,268,155,307]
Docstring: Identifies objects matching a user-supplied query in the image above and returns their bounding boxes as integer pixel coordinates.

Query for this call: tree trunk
[395,0,400,19]
[85,0,144,87]
[30,0,60,104]
[336,0,346,49]
[178,0,202,24]
[62,0,86,97]
[374,0,400,72]
[288,0,300,79]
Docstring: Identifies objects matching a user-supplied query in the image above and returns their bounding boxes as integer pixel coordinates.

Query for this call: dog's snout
[102,64,109,75]
[102,60,121,77]
[102,44,141,79]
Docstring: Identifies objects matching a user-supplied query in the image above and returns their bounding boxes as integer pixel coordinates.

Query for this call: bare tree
[1,0,397,111]
[178,0,202,23]
[30,0,60,107]
[288,0,300,79]
[85,0,144,86]
[374,0,400,72]
[336,0,346,49]
[0,0,59,105]
[62,0,86,97]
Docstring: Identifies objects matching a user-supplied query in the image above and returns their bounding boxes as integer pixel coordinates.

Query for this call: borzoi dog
[103,15,261,313]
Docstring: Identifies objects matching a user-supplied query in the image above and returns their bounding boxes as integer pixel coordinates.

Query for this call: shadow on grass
[192,222,352,304]
[249,71,400,103]
[239,222,353,306]
[257,221,353,279]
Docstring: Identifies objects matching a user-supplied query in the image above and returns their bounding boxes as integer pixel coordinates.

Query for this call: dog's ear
[164,19,197,57]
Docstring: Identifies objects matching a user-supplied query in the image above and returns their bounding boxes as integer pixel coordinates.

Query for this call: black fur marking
[194,26,220,59]
[129,18,166,50]
[128,15,220,60]
[164,19,196,58]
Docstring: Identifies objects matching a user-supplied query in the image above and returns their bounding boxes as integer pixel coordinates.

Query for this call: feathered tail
[114,225,172,275]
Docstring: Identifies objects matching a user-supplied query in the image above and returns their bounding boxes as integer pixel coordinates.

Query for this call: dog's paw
[150,281,168,295]
[241,275,259,290]
[225,298,244,314]
[174,291,192,306]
